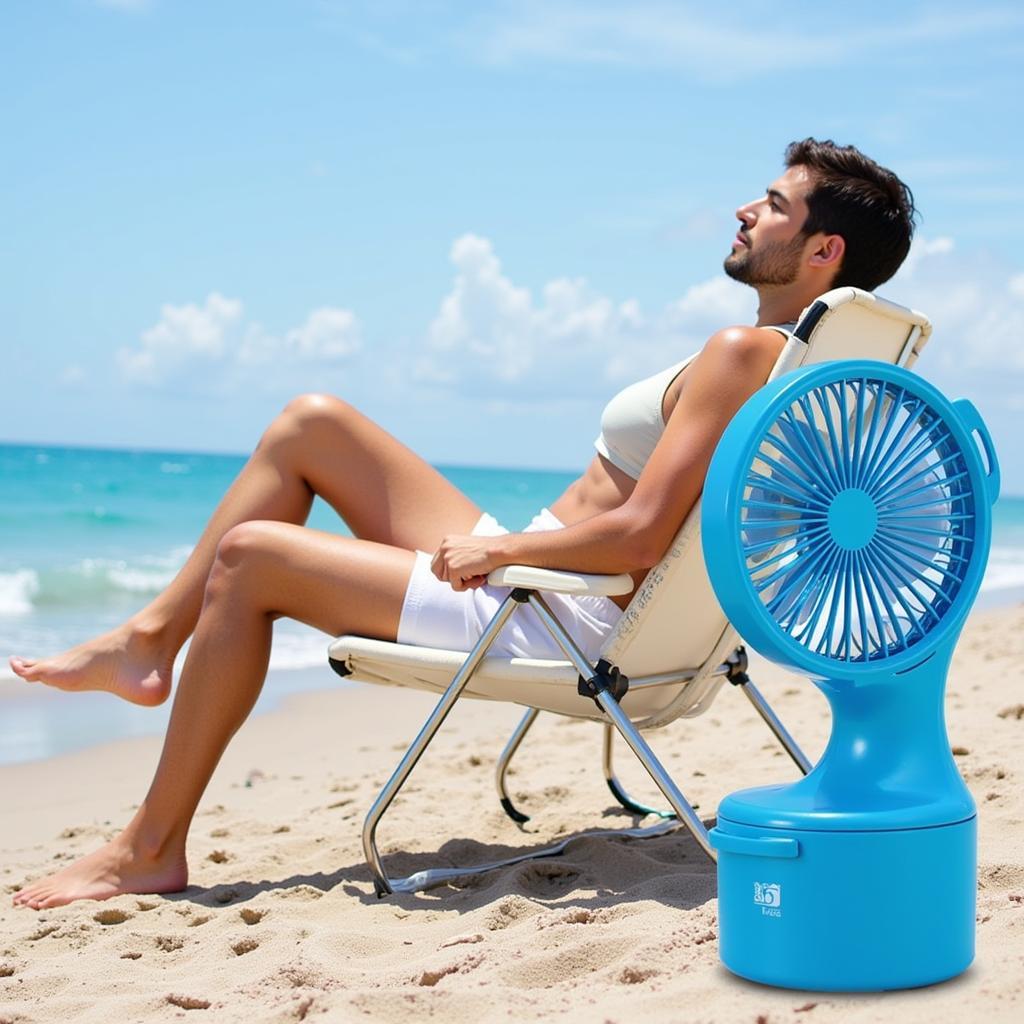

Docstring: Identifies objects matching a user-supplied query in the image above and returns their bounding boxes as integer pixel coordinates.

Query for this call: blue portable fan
[701,360,1000,992]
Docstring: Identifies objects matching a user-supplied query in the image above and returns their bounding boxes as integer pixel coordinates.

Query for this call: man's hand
[430,535,500,591]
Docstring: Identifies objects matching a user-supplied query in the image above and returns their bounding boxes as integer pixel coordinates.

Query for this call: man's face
[724,165,814,287]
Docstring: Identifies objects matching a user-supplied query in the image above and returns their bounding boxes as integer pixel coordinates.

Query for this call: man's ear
[808,233,845,270]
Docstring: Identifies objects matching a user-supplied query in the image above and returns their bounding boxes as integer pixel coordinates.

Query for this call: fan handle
[951,398,1000,506]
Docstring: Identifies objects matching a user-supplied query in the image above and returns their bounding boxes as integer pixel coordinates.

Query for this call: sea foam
[0,570,40,615]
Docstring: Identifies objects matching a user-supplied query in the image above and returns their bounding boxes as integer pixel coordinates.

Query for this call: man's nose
[735,202,756,227]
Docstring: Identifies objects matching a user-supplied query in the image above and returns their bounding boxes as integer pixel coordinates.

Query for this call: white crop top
[593,324,796,480]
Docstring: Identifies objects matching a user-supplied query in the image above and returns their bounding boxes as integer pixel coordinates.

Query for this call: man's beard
[724,234,805,286]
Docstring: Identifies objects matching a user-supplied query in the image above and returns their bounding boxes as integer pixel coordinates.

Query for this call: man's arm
[431,326,787,589]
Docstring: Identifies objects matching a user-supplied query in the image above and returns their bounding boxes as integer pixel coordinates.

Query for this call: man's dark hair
[785,138,916,292]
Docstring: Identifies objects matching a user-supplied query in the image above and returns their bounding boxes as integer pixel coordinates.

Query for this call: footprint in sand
[415,952,485,987]
[155,935,185,953]
[277,964,334,990]
[120,951,142,960]
[207,850,230,864]
[514,860,581,897]
[239,908,266,925]
[619,966,659,984]
[230,938,259,956]
[560,907,603,926]
[94,909,133,926]
[166,995,211,1010]
[542,785,570,799]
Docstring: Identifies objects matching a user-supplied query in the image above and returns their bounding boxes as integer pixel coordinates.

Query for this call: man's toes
[15,883,48,906]
[30,887,58,908]
[11,658,43,681]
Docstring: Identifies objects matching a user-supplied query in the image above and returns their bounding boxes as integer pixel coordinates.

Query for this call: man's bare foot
[8,622,176,707]
[12,832,188,910]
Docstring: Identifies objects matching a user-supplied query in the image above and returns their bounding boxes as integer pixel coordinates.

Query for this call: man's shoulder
[702,324,789,363]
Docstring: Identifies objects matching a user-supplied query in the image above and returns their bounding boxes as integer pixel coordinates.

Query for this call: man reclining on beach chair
[9,138,917,909]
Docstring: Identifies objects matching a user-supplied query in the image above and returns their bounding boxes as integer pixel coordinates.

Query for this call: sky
[3,0,1024,492]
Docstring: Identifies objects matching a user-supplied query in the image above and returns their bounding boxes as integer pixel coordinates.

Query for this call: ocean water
[1,441,1023,765]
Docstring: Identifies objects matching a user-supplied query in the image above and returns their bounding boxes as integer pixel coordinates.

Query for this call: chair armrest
[486,564,634,596]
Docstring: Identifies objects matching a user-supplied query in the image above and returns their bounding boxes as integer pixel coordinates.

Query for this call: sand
[1,605,1023,1023]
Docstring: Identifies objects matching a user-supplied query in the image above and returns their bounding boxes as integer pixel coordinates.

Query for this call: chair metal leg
[361,587,715,898]
[526,594,714,861]
[362,591,523,897]
[602,724,676,820]
[495,708,540,823]
[739,678,813,775]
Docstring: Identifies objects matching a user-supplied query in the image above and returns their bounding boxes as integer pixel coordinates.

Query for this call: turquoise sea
[2,441,1023,765]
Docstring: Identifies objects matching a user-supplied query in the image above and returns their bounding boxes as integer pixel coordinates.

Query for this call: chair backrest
[601,287,932,727]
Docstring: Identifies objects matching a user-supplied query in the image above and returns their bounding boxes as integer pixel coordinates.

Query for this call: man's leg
[9,394,482,705]
[14,522,417,909]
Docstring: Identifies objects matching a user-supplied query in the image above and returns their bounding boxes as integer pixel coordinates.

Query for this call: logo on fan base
[754,882,782,917]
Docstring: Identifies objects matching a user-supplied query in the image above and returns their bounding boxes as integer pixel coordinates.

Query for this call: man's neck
[753,284,822,327]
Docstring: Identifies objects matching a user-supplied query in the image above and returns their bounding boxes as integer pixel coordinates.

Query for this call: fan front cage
[708,362,994,678]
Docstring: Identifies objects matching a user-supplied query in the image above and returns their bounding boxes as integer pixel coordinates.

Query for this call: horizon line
[0,437,581,479]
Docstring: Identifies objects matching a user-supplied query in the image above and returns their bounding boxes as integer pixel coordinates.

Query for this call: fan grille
[741,376,976,663]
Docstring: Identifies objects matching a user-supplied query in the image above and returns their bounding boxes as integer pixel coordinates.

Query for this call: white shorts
[397,508,623,661]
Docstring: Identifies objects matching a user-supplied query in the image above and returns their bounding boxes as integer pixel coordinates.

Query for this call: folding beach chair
[328,287,932,896]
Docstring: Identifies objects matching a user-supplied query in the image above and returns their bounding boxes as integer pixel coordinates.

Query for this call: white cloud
[894,236,955,279]
[420,233,754,397]
[285,308,361,361]
[119,294,361,387]
[888,237,1024,373]
[458,2,1024,80]
[318,1,1023,81]
[884,236,1024,492]
[118,293,242,384]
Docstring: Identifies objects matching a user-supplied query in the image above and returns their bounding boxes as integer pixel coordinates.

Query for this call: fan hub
[827,488,878,551]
